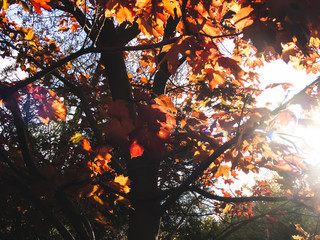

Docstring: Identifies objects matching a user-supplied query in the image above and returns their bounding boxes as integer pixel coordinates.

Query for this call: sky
[226,60,320,190]
[256,60,318,107]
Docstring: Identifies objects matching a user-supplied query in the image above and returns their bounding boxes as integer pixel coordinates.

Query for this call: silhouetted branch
[188,186,311,203]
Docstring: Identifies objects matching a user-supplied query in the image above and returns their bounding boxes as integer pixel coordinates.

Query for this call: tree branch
[0,46,94,99]
[160,75,320,215]
[98,181,130,200]
[160,136,238,214]
[4,96,42,177]
[56,188,95,240]
[188,186,311,203]
[9,178,75,240]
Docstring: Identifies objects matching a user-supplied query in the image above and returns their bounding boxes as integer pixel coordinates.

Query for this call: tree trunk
[98,19,161,240]
[127,156,161,240]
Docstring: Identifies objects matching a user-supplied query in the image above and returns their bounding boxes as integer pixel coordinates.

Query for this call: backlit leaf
[130,140,144,158]
[69,132,85,144]
[114,175,131,193]
[214,165,231,179]
[83,139,92,152]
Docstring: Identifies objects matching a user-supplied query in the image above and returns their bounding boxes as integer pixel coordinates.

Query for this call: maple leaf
[114,175,131,193]
[29,0,51,14]
[83,139,92,152]
[24,28,34,40]
[217,57,244,78]
[223,203,232,213]
[154,95,176,114]
[232,5,254,30]
[69,132,85,144]
[214,165,231,179]
[130,140,144,158]
[163,36,199,74]
[2,0,9,10]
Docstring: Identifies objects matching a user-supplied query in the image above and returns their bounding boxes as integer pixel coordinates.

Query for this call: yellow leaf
[115,6,134,23]
[69,132,85,144]
[214,165,231,179]
[163,0,180,16]
[3,0,9,10]
[93,195,104,205]
[24,29,34,41]
[51,99,67,121]
[292,236,303,240]
[114,175,131,193]
[223,203,232,213]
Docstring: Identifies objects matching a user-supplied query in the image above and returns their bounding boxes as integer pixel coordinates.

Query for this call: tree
[1,0,320,239]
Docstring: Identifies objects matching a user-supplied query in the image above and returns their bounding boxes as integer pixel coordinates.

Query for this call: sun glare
[257,60,320,165]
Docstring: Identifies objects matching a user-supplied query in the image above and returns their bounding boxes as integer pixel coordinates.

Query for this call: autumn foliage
[1,0,320,239]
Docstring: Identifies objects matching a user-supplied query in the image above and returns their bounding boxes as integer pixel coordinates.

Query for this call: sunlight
[295,110,320,165]
[256,60,317,107]
[257,60,320,165]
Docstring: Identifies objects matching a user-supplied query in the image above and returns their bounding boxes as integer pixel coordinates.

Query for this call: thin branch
[2,40,108,156]
[0,46,94,99]
[98,181,130,200]
[9,178,75,240]
[160,76,320,215]
[1,30,240,98]
[265,76,320,120]
[56,188,95,240]
[4,96,42,177]
[199,32,242,39]
[160,136,238,215]
[188,186,311,203]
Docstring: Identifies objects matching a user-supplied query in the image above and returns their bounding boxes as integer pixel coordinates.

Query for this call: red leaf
[83,139,92,152]
[29,0,51,14]
[130,140,144,158]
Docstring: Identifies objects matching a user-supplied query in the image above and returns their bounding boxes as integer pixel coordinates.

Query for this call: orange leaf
[29,0,51,14]
[130,140,144,158]
[39,116,50,124]
[214,165,231,179]
[83,139,92,152]
[51,100,67,121]
[114,175,131,193]
[232,5,254,30]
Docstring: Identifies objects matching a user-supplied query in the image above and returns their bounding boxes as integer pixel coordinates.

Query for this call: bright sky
[257,60,320,163]
[228,60,320,191]
[256,60,317,107]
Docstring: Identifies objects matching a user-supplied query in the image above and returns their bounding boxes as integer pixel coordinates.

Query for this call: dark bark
[152,15,181,97]
[98,19,138,102]
[97,18,161,239]
[4,95,42,178]
[127,156,161,240]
